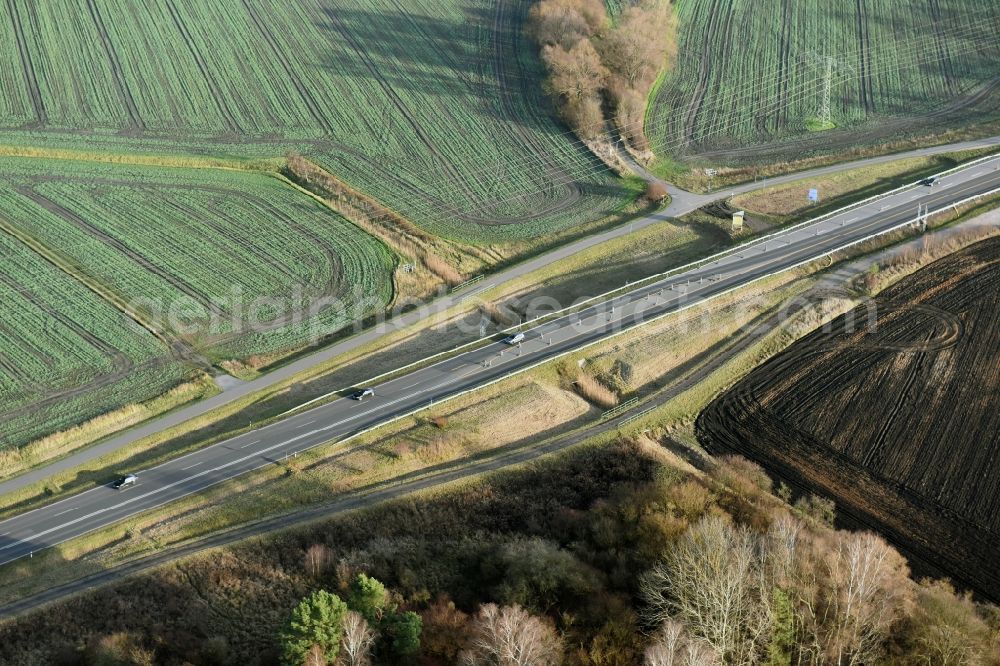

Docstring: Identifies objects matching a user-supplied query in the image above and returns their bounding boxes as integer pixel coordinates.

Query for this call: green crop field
[0,0,634,451]
[647,0,1000,161]
[0,156,394,450]
[0,158,395,362]
[0,0,627,242]
[0,227,190,451]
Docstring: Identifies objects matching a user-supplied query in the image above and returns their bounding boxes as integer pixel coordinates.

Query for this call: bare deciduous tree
[339,611,376,666]
[540,38,609,138]
[459,603,562,666]
[600,3,673,89]
[303,645,325,666]
[562,96,605,140]
[528,0,675,147]
[541,40,608,103]
[767,512,802,587]
[645,620,721,666]
[646,182,668,203]
[822,532,912,665]
[304,544,334,579]
[527,0,607,49]
[640,516,773,665]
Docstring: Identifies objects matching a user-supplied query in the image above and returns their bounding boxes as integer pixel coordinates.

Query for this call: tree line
[3,440,997,665]
[527,0,676,151]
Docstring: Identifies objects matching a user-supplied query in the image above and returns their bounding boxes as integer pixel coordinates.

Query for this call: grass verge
[0,269,807,605]
[654,131,999,192]
[729,149,997,225]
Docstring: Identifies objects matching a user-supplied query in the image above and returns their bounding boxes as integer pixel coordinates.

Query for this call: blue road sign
[808,188,819,202]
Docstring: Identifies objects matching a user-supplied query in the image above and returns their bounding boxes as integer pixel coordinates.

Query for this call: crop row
[0,229,189,451]
[0,0,626,242]
[0,159,394,361]
[647,0,1000,154]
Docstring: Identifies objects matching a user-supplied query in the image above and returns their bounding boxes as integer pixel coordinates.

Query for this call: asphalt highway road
[1,137,996,500]
[0,156,998,569]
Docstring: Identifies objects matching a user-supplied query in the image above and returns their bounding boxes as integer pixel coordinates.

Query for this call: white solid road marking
[0,432,330,554]
[4,166,997,565]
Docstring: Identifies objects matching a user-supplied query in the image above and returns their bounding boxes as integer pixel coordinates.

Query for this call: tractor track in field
[0,355,185,448]
[682,0,724,147]
[323,0,592,228]
[927,0,959,95]
[0,270,139,435]
[161,0,239,134]
[771,0,794,134]
[4,0,45,126]
[25,177,365,346]
[137,186,343,305]
[854,0,876,114]
[0,323,31,386]
[861,339,925,468]
[485,0,586,214]
[83,0,144,131]
[17,186,229,322]
[189,193,355,337]
[238,0,334,136]
[320,9,479,208]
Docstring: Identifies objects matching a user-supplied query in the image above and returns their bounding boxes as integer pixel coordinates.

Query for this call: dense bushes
[1,439,997,664]
[278,575,422,665]
[528,0,676,150]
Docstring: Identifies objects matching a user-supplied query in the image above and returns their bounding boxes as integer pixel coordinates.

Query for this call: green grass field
[0,158,395,362]
[0,157,397,452]
[0,0,626,242]
[647,0,1000,161]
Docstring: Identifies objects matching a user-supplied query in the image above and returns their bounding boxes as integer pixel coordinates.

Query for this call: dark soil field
[698,236,1000,600]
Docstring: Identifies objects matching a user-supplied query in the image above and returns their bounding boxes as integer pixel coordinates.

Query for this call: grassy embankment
[679,149,998,234]
[6,147,992,514]
[2,194,998,615]
[0,212,718,512]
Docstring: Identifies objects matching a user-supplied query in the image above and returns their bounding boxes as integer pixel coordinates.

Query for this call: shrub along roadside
[1,439,996,665]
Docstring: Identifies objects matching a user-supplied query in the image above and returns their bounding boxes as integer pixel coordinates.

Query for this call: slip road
[0,158,997,570]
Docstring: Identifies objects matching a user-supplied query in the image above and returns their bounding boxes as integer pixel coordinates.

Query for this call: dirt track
[698,236,1000,600]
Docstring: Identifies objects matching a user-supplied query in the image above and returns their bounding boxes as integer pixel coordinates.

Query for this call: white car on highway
[111,474,137,490]
[351,387,376,401]
[502,332,525,345]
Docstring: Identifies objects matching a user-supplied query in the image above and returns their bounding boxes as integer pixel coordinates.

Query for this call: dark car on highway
[919,176,939,186]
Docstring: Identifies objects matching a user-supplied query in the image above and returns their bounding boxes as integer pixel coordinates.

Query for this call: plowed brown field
[697,237,1000,600]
